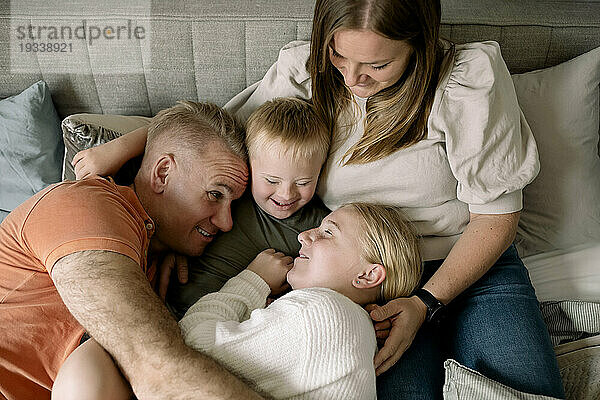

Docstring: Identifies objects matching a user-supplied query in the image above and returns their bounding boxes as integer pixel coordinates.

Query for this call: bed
[1,0,599,398]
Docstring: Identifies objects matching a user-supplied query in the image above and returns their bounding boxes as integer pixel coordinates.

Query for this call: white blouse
[225,40,539,260]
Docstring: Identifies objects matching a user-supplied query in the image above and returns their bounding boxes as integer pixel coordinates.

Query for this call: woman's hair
[245,97,330,163]
[343,202,422,302]
[145,100,247,165]
[309,0,450,164]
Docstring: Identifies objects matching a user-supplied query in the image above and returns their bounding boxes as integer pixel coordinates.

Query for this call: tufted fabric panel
[1,0,599,117]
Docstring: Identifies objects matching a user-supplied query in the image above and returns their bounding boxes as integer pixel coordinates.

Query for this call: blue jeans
[376,244,565,399]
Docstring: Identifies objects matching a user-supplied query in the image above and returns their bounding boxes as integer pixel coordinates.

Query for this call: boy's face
[250,142,324,219]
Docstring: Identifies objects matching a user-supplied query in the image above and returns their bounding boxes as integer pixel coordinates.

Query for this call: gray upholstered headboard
[1,0,599,118]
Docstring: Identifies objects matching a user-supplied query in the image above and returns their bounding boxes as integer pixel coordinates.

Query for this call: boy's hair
[344,202,422,303]
[245,97,330,163]
[145,100,247,165]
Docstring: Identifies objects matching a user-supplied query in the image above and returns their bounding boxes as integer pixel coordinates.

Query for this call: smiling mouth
[195,226,216,239]
[270,198,298,209]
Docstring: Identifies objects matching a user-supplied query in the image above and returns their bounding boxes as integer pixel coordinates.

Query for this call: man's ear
[352,264,386,289]
[149,154,175,194]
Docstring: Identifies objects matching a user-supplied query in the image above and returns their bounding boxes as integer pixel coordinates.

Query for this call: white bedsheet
[523,242,600,302]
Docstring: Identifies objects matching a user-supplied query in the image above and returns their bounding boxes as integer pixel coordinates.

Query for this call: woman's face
[287,206,369,295]
[329,29,414,98]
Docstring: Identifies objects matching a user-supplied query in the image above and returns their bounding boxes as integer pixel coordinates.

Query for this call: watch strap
[414,288,445,324]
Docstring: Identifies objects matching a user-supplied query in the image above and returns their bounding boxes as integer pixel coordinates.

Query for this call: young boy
[55,203,423,399]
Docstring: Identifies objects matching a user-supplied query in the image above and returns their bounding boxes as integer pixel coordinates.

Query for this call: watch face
[429,304,445,324]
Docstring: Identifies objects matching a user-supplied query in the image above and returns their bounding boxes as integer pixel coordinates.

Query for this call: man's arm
[51,250,265,400]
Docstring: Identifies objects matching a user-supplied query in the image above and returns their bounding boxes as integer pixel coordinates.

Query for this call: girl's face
[287,206,372,295]
[328,29,414,98]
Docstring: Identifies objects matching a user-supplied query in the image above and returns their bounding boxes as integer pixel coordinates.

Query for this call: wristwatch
[414,288,445,324]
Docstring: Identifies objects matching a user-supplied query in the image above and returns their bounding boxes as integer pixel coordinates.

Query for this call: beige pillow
[512,46,600,257]
[61,114,151,181]
[443,333,600,400]
[443,359,560,400]
[555,335,600,400]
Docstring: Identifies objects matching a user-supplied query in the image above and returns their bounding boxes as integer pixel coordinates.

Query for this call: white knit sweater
[179,270,377,399]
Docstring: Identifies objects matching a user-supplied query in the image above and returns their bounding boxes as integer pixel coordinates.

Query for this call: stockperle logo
[9,2,152,74]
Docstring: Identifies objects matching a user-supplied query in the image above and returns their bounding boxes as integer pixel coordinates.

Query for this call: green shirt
[167,190,330,319]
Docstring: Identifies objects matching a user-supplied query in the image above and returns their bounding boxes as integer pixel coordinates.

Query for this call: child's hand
[72,141,127,180]
[247,249,293,296]
[155,252,189,302]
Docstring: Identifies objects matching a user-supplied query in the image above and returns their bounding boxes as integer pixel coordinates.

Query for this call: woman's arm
[369,211,519,375]
[72,125,149,179]
[425,211,519,304]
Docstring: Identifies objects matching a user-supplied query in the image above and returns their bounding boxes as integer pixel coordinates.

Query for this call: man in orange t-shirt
[0,102,263,400]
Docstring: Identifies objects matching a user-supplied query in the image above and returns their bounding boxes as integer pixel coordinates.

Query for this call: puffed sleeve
[224,41,312,123]
[434,41,540,214]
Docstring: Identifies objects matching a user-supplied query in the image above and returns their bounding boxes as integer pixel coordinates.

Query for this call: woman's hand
[247,249,293,296]
[72,141,128,180]
[366,296,427,375]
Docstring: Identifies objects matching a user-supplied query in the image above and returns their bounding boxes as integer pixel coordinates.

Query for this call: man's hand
[366,296,427,375]
[247,249,293,296]
[156,253,188,301]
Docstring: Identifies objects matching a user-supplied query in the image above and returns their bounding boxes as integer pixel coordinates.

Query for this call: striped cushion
[443,360,559,400]
[541,301,600,347]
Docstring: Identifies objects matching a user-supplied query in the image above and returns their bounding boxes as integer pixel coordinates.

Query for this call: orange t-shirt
[0,177,155,400]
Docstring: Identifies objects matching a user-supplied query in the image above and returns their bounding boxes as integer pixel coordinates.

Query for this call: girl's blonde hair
[309,0,452,165]
[245,97,330,163]
[344,202,422,302]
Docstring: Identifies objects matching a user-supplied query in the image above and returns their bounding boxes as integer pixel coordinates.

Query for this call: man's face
[151,140,248,256]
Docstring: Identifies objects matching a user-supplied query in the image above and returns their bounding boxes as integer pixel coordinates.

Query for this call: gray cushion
[0,80,63,213]
[541,301,600,347]
[555,335,600,400]
[513,46,600,257]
